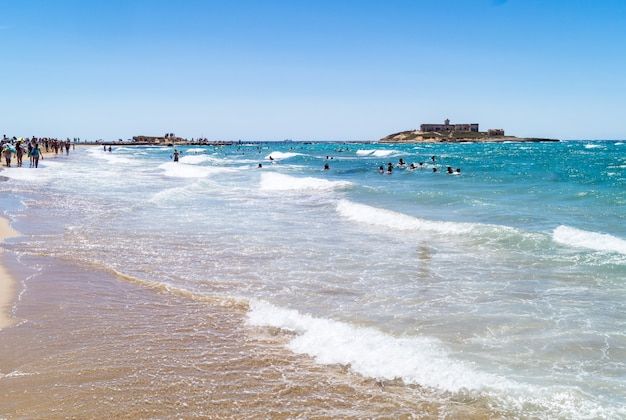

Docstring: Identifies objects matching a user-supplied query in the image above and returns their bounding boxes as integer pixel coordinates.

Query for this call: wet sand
[0,254,492,419]
[0,216,494,418]
[0,216,19,328]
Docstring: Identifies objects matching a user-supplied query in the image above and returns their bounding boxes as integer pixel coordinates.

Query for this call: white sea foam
[246,300,621,419]
[246,299,507,393]
[0,159,64,181]
[148,181,206,204]
[266,151,300,160]
[158,161,236,178]
[260,172,353,192]
[0,167,44,181]
[553,225,626,255]
[88,149,137,165]
[185,148,207,154]
[356,149,395,157]
[336,199,478,235]
[584,143,605,149]
[0,370,35,379]
[179,154,212,164]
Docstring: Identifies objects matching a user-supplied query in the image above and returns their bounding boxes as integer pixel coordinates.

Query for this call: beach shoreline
[1,140,620,417]
[0,252,463,418]
[0,216,19,329]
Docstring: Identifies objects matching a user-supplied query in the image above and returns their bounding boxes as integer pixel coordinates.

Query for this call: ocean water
[1,140,626,418]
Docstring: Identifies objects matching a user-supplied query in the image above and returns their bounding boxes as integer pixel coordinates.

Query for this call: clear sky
[2,0,626,141]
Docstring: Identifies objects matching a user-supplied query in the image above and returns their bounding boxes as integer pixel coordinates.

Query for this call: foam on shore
[0,216,19,329]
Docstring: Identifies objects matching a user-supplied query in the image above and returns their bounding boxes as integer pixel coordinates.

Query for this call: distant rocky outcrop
[379,130,559,143]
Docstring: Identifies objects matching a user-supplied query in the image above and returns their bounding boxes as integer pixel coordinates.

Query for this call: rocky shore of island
[379,130,559,143]
[379,119,559,143]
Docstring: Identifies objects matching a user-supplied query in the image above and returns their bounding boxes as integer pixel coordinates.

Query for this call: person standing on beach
[15,142,24,167]
[27,141,33,167]
[2,145,12,167]
[30,143,43,168]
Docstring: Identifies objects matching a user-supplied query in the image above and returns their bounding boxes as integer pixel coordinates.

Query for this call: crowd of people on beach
[1,136,74,168]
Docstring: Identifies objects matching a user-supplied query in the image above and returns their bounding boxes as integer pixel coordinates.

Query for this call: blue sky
[2,0,626,141]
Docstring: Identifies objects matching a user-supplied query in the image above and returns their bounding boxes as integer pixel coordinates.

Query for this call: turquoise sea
[1,140,626,418]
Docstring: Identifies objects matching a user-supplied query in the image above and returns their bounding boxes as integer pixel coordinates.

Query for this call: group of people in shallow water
[0,136,69,168]
[166,145,462,175]
[378,158,461,174]
[260,153,462,174]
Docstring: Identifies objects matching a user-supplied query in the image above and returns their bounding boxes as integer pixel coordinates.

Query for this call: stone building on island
[420,119,479,133]
[488,128,505,137]
[132,133,185,144]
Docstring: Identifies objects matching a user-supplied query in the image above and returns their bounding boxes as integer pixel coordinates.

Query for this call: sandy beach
[0,240,459,418]
[0,216,19,329]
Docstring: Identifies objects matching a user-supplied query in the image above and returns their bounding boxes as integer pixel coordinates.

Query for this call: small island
[131,133,233,146]
[379,119,559,143]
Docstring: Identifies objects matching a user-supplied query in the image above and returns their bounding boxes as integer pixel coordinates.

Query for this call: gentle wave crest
[553,225,626,255]
[246,299,622,418]
[185,148,207,154]
[356,149,395,157]
[260,172,353,192]
[158,161,235,178]
[246,299,507,393]
[178,154,212,164]
[88,148,138,165]
[584,143,605,149]
[266,151,301,160]
[336,199,478,235]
